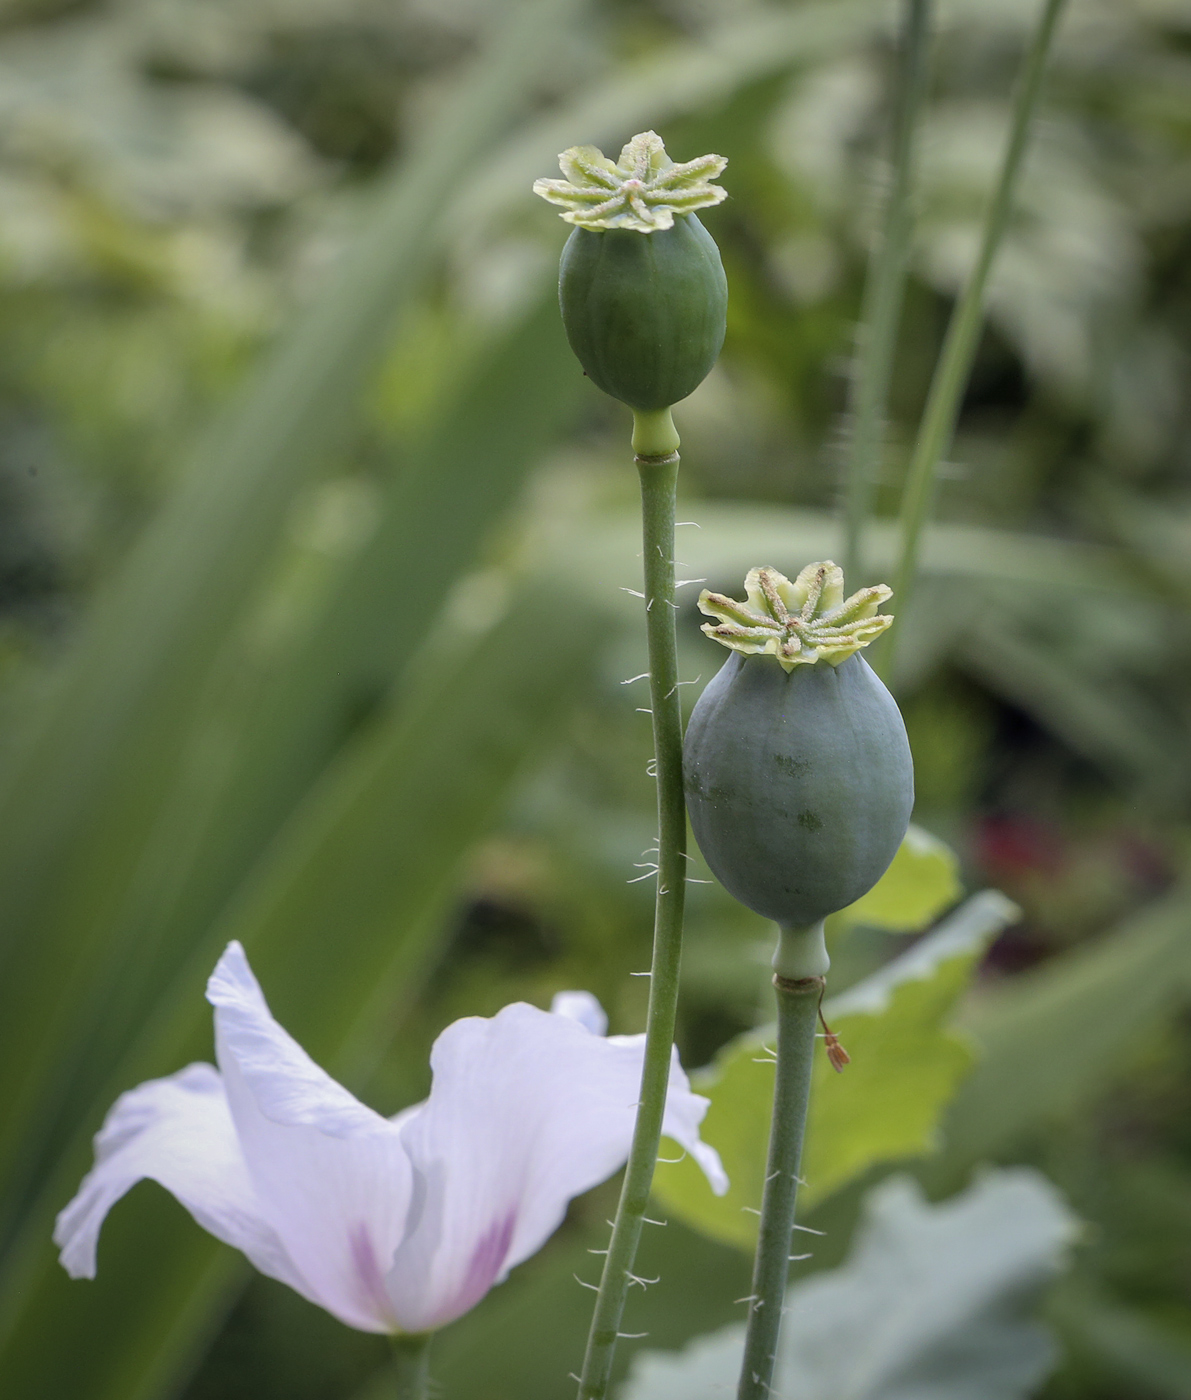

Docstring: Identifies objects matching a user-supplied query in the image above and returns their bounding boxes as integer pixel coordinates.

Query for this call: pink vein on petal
[349,1223,397,1328]
[431,1213,517,1327]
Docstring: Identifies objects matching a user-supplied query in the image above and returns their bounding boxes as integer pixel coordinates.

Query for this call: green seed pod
[683,563,913,928]
[532,131,728,414]
[558,217,727,412]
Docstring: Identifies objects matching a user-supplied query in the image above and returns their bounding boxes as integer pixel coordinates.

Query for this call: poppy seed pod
[533,131,728,414]
[558,217,727,412]
[683,562,913,930]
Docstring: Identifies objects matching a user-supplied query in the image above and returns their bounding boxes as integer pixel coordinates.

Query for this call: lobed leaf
[839,825,963,933]
[652,892,1019,1250]
[622,1168,1078,1400]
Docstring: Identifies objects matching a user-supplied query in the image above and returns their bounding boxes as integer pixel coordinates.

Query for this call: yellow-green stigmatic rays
[534,132,728,414]
[698,561,892,671]
[684,562,913,928]
[532,131,727,233]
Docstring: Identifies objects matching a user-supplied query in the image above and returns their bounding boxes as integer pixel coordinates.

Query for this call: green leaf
[653,893,1019,1250]
[0,578,600,1399]
[622,1169,1078,1400]
[839,825,962,932]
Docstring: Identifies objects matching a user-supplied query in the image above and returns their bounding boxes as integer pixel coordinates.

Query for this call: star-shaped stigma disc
[698,562,894,671]
[532,130,727,232]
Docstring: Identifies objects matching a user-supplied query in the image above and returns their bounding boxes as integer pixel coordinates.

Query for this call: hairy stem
[577,446,686,1400]
[391,1333,431,1400]
[842,0,933,581]
[736,972,822,1400]
[877,0,1068,679]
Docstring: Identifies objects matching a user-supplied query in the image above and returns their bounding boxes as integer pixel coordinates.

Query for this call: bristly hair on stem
[842,0,933,583]
[875,0,1069,682]
[576,442,688,1400]
[735,973,822,1400]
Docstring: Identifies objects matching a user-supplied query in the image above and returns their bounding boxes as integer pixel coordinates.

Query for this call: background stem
[577,450,687,1400]
[735,975,822,1400]
[391,1334,431,1400]
[842,0,933,582]
[876,0,1068,679]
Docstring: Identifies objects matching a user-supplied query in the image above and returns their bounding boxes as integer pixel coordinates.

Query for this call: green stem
[391,1333,431,1400]
[842,0,933,582]
[577,441,686,1400]
[877,0,1068,679]
[736,969,822,1400]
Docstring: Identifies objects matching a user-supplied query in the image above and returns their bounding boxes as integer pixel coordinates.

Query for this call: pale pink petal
[54,1063,311,1305]
[207,942,413,1333]
[384,1000,726,1332]
[550,990,608,1036]
[610,1033,730,1198]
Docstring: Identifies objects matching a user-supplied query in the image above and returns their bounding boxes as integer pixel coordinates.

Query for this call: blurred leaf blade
[463,0,888,235]
[553,503,1144,600]
[0,0,582,1226]
[931,877,1191,1176]
[11,285,582,1215]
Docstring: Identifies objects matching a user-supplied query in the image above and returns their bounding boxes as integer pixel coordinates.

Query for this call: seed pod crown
[698,561,892,671]
[533,130,727,233]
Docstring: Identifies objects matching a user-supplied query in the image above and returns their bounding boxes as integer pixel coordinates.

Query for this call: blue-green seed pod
[558,216,727,412]
[683,562,913,928]
[684,652,913,926]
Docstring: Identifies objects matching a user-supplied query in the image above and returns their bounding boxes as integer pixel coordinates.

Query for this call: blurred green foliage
[0,0,1190,1397]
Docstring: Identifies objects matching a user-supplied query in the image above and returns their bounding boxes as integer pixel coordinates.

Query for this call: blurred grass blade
[0,577,600,1398]
[457,0,887,234]
[929,877,1191,1177]
[877,0,1068,677]
[0,287,581,1226]
[553,503,1141,601]
[0,0,581,1222]
[842,0,932,580]
[956,617,1180,790]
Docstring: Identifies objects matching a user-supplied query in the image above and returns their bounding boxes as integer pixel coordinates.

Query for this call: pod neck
[631,407,680,458]
[773,920,830,980]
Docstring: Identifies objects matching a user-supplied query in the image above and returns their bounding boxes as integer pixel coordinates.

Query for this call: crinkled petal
[54,1063,310,1304]
[744,566,788,619]
[617,130,669,178]
[208,942,413,1333]
[385,1001,726,1332]
[559,145,620,188]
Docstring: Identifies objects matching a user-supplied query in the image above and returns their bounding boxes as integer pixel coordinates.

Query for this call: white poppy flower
[55,942,727,1334]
